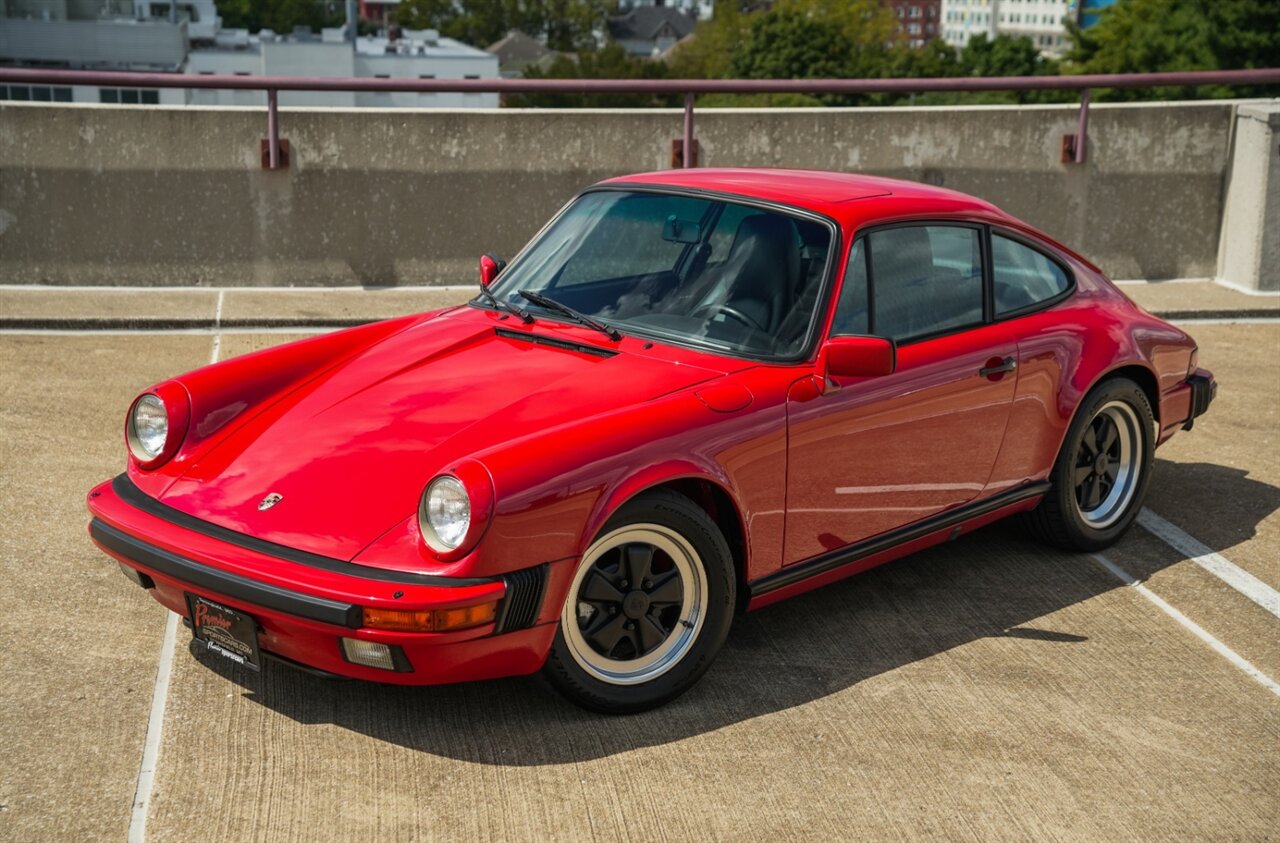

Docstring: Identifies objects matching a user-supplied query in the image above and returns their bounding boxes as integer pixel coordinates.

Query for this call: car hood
[158,311,731,559]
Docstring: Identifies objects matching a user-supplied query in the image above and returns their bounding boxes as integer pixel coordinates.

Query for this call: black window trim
[834,219,1079,348]
[477,183,843,366]
[988,225,1078,321]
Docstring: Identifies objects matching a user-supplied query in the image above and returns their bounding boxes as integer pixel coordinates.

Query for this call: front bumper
[87,475,556,685]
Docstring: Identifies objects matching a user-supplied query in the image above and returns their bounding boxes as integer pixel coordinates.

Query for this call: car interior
[529,196,833,357]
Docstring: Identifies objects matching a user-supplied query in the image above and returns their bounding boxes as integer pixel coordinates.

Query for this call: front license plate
[187,594,261,671]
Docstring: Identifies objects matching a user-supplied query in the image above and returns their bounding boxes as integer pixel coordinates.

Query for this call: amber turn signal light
[362,601,498,633]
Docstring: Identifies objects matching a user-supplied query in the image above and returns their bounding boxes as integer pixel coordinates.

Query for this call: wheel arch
[1095,363,1161,429]
[580,462,750,601]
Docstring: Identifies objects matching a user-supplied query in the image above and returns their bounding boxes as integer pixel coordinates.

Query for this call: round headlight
[128,394,169,461]
[420,476,471,552]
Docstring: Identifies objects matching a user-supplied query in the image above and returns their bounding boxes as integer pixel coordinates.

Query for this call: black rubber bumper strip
[92,518,362,628]
[109,474,493,587]
[748,481,1052,598]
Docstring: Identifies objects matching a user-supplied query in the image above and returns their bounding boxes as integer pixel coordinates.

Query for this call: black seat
[718,214,801,334]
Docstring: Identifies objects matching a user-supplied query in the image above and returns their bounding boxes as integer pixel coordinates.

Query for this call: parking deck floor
[0,316,1276,841]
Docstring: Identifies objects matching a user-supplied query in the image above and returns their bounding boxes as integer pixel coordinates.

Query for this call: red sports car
[88,169,1215,712]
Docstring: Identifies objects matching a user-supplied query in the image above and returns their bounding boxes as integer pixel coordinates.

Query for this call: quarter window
[992,234,1070,315]
[834,225,983,343]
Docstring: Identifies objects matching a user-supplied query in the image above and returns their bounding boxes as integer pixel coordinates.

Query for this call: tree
[960,33,1053,79]
[1066,0,1280,99]
[508,43,680,108]
[218,0,340,33]
[730,9,851,81]
[394,0,609,51]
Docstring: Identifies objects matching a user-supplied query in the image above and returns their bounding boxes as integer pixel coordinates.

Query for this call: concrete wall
[0,99,1274,287]
[1216,103,1280,293]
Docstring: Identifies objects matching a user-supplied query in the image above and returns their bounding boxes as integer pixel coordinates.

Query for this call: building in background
[188,28,497,108]
[1077,0,1118,28]
[0,0,497,106]
[358,0,401,26]
[940,0,1082,56]
[608,5,697,58]
[486,30,559,79]
[885,0,941,48]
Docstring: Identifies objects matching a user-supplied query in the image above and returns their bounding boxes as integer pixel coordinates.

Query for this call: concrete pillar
[1216,103,1280,293]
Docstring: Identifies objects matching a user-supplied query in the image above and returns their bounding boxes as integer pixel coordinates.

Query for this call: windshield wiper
[476,284,533,323]
[517,290,622,341]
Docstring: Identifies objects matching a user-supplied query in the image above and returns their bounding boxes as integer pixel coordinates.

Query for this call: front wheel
[1026,377,1155,551]
[543,490,736,713]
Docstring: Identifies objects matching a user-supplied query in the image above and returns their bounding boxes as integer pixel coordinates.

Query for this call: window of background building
[99,88,160,104]
[1,85,72,102]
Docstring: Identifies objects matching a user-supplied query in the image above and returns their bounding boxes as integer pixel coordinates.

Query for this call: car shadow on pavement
[1145,458,1280,551]
[186,523,1137,764]
[188,458,1278,765]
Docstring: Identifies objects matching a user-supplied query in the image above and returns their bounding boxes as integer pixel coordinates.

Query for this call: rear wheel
[1026,377,1154,551]
[544,490,735,713]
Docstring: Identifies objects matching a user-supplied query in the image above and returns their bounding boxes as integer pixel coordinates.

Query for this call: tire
[1026,376,1155,552]
[543,489,736,714]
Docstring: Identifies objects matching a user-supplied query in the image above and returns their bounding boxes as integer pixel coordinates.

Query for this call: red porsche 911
[88,169,1215,712]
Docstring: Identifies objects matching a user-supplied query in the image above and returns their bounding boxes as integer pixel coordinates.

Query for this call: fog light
[362,601,497,633]
[118,561,153,589]
[340,638,398,671]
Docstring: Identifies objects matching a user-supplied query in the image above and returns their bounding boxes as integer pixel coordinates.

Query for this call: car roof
[595,168,1012,229]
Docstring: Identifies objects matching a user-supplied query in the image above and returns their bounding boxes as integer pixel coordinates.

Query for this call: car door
[784,223,1019,564]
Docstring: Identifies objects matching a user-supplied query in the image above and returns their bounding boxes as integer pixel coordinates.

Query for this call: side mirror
[479,253,506,287]
[821,335,896,381]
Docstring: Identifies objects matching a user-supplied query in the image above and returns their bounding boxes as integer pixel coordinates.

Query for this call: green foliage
[218,0,341,34]
[506,43,680,107]
[394,0,611,51]
[502,0,1273,108]
[1066,0,1280,99]
[730,9,850,81]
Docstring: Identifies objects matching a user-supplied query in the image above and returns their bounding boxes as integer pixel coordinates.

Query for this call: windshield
[483,190,834,359]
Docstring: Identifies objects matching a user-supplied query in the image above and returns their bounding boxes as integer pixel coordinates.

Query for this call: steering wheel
[691,302,765,332]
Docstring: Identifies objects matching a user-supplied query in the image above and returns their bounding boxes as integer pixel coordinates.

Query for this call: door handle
[979,356,1017,378]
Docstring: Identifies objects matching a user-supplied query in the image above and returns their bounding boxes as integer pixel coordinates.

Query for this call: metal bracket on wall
[259,138,290,169]
[671,139,699,168]
[675,92,698,168]
[1061,88,1091,164]
[262,88,289,169]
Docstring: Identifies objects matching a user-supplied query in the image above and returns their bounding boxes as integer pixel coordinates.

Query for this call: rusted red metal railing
[3,66,1277,170]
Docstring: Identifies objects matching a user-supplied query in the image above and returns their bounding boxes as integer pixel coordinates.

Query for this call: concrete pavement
[0,321,1276,841]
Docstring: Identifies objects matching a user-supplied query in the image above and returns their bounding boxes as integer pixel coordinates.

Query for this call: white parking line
[127,331,222,843]
[1137,508,1280,619]
[1090,552,1280,697]
[128,611,178,843]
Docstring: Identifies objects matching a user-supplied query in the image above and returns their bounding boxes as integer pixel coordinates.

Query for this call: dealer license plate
[187,594,261,671]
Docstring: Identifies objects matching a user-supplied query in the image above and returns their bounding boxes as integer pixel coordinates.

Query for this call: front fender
[578,459,745,559]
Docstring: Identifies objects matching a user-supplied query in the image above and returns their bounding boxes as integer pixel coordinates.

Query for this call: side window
[868,225,983,343]
[992,234,1070,315]
[831,239,869,336]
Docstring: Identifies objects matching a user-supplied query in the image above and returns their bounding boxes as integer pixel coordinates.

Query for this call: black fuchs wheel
[543,490,736,714]
[1026,377,1155,551]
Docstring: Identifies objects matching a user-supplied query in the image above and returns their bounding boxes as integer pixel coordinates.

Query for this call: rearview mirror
[479,253,506,287]
[821,336,896,381]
